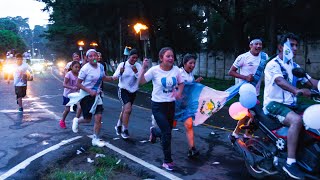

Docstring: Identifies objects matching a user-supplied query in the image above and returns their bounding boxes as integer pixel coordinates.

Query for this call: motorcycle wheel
[245,160,266,179]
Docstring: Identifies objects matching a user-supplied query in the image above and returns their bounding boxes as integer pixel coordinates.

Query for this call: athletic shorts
[265,101,310,123]
[80,95,104,119]
[15,86,27,99]
[118,88,136,105]
[62,96,70,105]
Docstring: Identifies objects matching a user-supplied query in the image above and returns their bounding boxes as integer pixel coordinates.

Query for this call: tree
[0,30,26,55]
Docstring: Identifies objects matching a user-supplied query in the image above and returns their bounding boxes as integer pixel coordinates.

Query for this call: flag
[174,52,271,126]
[283,38,293,64]
[175,81,245,126]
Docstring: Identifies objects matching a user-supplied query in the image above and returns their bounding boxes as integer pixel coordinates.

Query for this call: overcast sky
[0,0,50,29]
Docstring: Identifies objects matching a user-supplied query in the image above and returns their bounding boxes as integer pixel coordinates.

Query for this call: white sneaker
[72,117,79,133]
[92,138,106,147]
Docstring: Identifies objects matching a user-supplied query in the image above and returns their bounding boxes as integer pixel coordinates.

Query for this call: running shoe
[162,162,174,171]
[59,120,66,129]
[92,138,106,147]
[121,129,130,139]
[115,126,122,136]
[72,117,79,133]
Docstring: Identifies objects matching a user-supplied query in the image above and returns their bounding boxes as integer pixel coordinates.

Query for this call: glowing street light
[90,42,98,47]
[78,40,85,47]
[77,40,85,61]
[134,23,148,34]
[133,23,149,57]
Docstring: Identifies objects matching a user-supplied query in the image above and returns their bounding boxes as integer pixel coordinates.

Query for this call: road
[0,67,269,180]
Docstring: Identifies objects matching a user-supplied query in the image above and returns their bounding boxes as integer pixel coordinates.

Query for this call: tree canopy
[39,0,320,61]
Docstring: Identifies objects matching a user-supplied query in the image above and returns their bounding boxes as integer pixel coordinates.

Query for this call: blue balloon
[239,91,257,109]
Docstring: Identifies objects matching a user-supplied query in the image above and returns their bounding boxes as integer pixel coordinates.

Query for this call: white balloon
[303,104,320,129]
[239,83,257,96]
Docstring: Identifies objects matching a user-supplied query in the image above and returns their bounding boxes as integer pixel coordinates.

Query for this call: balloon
[229,102,248,120]
[303,104,320,129]
[239,91,257,109]
[239,83,257,96]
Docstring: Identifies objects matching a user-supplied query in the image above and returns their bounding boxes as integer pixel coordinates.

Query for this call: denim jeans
[151,101,175,163]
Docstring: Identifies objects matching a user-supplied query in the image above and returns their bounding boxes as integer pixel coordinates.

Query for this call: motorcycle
[230,67,320,179]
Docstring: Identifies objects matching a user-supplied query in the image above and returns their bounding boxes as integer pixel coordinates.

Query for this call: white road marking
[0,136,82,180]
[104,142,182,180]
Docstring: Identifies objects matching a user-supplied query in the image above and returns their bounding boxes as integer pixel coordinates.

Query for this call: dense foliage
[38,0,320,61]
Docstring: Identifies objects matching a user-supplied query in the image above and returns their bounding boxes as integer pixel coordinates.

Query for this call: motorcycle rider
[263,33,319,179]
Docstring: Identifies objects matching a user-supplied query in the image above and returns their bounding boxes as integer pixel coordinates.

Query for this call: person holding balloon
[263,33,319,179]
[228,38,268,139]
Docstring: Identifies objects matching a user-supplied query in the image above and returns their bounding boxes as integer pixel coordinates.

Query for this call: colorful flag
[283,38,293,64]
[175,81,245,126]
[175,52,271,126]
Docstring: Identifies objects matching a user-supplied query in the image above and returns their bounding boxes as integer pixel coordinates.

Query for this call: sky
[0,0,50,29]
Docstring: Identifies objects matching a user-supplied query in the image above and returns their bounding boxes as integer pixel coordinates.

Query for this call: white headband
[86,49,97,57]
[250,39,262,45]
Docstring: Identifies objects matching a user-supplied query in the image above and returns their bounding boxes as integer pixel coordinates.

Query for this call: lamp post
[133,23,148,57]
[78,40,85,62]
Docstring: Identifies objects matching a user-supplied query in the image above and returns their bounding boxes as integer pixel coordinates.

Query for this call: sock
[232,132,239,138]
[116,119,122,127]
[122,125,127,131]
[287,158,296,165]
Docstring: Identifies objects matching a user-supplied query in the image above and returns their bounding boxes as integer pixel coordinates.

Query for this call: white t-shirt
[78,63,104,92]
[64,61,72,71]
[263,56,309,107]
[179,67,194,83]
[13,63,33,86]
[144,65,183,102]
[113,61,142,93]
[233,51,268,95]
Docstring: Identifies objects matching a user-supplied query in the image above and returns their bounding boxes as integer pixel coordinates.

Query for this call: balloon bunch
[303,104,320,129]
[239,83,257,109]
[228,102,248,121]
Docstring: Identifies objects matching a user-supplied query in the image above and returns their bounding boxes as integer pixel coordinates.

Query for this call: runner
[70,49,118,147]
[113,49,141,139]
[59,61,81,129]
[139,47,184,171]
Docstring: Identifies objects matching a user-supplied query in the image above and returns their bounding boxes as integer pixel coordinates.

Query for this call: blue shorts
[63,96,70,105]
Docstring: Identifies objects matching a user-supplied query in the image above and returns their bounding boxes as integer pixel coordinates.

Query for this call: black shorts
[80,95,104,119]
[15,86,27,99]
[62,96,70,105]
[118,88,136,105]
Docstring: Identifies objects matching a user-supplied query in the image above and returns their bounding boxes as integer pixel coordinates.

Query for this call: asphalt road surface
[0,67,281,180]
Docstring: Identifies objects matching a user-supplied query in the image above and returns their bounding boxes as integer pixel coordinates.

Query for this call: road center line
[0,136,82,180]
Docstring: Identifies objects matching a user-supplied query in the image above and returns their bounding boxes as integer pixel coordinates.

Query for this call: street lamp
[90,42,98,49]
[133,23,149,57]
[77,40,85,62]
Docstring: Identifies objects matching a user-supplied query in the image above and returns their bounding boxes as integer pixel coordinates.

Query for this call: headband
[86,49,97,56]
[250,39,262,45]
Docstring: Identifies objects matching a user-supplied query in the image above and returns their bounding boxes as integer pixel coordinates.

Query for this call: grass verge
[44,147,140,180]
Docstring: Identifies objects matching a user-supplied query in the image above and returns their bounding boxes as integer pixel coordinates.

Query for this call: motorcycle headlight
[3,64,15,73]
[57,61,66,68]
